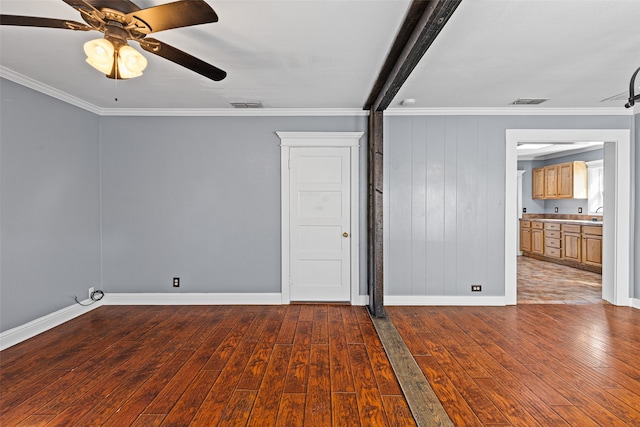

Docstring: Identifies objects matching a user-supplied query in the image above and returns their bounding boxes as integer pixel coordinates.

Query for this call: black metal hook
[624,65,640,108]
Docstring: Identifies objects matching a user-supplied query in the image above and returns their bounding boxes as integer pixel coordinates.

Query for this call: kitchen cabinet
[532,161,587,199]
[582,225,603,267]
[543,223,561,258]
[520,220,531,252]
[531,221,544,255]
[557,162,587,199]
[532,168,545,199]
[562,224,582,263]
[520,219,602,273]
[544,165,558,198]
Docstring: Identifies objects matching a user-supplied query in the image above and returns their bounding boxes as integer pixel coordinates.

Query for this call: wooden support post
[368,110,385,318]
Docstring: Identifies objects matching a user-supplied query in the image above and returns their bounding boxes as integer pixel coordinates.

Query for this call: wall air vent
[509,98,548,105]
[231,102,264,108]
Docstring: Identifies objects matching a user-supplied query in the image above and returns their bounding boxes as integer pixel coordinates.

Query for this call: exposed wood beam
[367,110,385,318]
[364,0,462,111]
[365,0,462,316]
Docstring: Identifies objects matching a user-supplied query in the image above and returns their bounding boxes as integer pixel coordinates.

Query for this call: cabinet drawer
[582,225,602,236]
[544,222,561,231]
[545,238,561,248]
[545,230,561,239]
[531,222,544,230]
[520,220,531,228]
[545,247,562,258]
[562,224,581,233]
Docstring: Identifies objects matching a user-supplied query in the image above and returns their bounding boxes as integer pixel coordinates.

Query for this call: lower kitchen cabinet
[582,226,603,267]
[531,222,544,255]
[520,219,602,273]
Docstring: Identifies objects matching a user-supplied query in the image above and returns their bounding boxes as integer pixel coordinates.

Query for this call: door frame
[505,129,632,306]
[277,132,363,305]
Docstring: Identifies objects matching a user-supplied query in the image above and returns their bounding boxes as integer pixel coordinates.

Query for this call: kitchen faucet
[595,206,604,213]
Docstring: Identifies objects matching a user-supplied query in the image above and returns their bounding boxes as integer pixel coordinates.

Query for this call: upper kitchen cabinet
[532,168,545,199]
[532,161,587,199]
[544,165,558,198]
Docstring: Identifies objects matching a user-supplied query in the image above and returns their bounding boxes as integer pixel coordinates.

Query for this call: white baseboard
[0,298,103,350]
[384,295,507,306]
[631,298,640,309]
[103,293,284,305]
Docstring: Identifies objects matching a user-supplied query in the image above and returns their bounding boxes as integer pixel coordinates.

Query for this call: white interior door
[289,147,351,301]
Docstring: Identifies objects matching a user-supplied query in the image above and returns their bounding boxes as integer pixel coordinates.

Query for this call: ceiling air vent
[231,102,264,108]
[509,98,548,105]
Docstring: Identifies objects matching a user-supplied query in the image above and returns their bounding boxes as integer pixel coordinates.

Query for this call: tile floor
[517,256,603,304]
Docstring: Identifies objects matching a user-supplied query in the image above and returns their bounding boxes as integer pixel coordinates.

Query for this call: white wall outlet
[88,287,94,299]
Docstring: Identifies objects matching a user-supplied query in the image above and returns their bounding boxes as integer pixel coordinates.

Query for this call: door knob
[343,232,349,238]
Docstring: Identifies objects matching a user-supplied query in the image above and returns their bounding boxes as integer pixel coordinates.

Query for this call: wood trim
[368,111,385,317]
[371,315,454,426]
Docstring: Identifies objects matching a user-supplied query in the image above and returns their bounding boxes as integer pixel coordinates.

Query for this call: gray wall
[2,76,638,332]
[1,79,101,332]
[100,116,368,295]
[385,115,633,297]
[518,149,604,215]
[517,159,545,214]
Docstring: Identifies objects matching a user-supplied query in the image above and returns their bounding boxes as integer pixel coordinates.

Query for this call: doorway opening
[505,129,631,306]
[516,144,603,304]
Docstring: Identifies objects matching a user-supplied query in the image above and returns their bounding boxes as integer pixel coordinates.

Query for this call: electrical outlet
[578,207,582,213]
[522,207,527,213]
[471,285,482,292]
[88,287,94,299]
[173,277,180,287]
[555,207,559,213]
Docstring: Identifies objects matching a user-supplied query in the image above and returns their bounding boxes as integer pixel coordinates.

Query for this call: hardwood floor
[4,303,639,426]
[388,304,640,426]
[518,256,603,304]
[0,305,415,426]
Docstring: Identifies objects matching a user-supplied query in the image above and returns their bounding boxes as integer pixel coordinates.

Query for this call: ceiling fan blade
[138,38,226,81]
[63,0,141,14]
[0,14,92,31]
[126,0,218,34]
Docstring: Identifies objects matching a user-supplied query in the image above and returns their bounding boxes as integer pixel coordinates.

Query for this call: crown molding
[3,67,639,117]
[385,106,636,116]
[0,66,102,114]
[98,107,369,117]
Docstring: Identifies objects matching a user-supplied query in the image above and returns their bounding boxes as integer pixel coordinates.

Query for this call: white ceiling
[1,0,640,112]
[516,141,603,160]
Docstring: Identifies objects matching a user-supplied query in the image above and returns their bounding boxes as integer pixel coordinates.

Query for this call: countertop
[521,218,603,226]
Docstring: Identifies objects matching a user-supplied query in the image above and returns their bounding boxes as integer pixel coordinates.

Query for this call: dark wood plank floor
[0,305,415,426]
[388,304,640,426]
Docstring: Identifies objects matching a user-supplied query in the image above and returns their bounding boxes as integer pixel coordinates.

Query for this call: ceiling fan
[0,0,226,81]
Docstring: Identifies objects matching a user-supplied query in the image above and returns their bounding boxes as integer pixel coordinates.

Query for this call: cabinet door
[557,162,574,198]
[520,228,531,252]
[582,234,602,266]
[532,168,545,199]
[531,229,544,254]
[563,232,581,262]
[544,166,558,198]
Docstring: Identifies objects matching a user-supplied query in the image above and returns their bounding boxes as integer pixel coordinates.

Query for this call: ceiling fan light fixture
[84,38,115,74]
[117,45,147,79]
